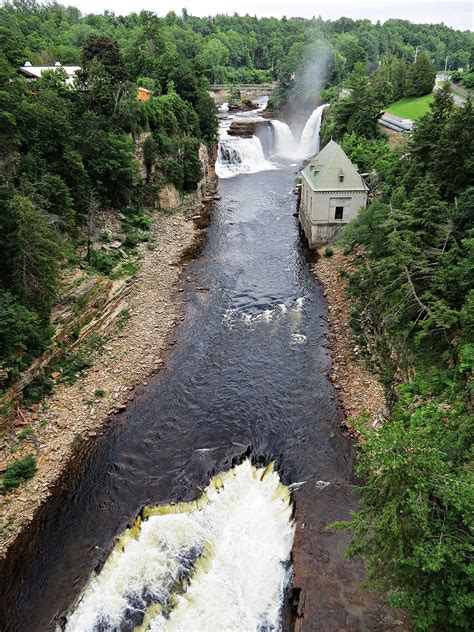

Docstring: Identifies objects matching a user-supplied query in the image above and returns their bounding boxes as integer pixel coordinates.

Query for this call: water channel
[0,105,388,631]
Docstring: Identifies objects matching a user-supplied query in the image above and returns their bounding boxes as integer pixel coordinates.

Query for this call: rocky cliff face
[196,143,218,203]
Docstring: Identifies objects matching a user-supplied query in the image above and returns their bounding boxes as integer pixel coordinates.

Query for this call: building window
[335,206,344,220]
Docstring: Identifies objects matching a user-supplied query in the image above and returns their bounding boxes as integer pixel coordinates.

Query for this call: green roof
[301,140,367,192]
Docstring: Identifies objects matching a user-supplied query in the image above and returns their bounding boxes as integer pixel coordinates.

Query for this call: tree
[197,38,229,84]
[4,193,60,317]
[328,70,384,139]
[334,388,473,632]
[81,34,126,81]
[433,98,474,200]
[156,51,198,102]
[405,51,436,97]
[0,289,49,379]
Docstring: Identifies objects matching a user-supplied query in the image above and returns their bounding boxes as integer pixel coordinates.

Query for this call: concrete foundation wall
[299,183,367,247]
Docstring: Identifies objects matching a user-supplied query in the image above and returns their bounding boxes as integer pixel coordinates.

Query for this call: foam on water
[223,298,305,328]
[64,460,295,632]
[291,333,307,344]
[216,135,275,179]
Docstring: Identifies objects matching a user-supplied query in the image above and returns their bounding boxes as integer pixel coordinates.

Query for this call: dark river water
[0,164,382,631]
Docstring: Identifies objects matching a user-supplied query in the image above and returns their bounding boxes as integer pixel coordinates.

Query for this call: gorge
[2,103,400,632]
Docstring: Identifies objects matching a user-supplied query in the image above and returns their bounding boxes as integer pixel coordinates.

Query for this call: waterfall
[63,460,295,632]
[299,104,328,158]
[215,103,328,177]
[216,135,275,178]
[270,120,299,157]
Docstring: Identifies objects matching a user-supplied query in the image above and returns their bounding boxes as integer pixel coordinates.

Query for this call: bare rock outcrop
[159,184,181,210]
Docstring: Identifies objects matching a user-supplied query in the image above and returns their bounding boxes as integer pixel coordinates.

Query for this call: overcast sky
[70,0,473,31]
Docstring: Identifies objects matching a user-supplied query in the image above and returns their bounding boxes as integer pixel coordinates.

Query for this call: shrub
[323,246,334,257]
[123,230,151,249]
[23,373,54,406]
[126,212,153,231]
[110,262,139,279]
[70,433,84,453]
[17,426,34,441]
[99,229,112,243]
[2,455,37,492]
[88,249,119,275]
[0,290,51,380]
[57,349,93,384]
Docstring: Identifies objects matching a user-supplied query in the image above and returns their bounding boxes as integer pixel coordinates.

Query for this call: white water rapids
[64,460,295,632]
[216,104,328,178]
[216,135,275,178]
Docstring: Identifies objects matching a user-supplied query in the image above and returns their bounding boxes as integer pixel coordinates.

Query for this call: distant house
[18,61,80,85]
[298,139,368,247]
[137,87,152,101]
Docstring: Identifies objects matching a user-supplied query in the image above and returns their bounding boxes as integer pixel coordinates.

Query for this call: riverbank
[0,211,201,557]
[312,247,387,434]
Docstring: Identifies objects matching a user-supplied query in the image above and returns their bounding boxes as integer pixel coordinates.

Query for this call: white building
[18,61,80,85]
[299,139,368,247]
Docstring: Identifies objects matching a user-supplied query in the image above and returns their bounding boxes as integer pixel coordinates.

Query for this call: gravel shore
[0,213,197,557]
[313,247,387,434]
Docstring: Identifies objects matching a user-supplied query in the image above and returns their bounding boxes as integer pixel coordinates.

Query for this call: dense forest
[319,74,473,632]
[0,3,473,630]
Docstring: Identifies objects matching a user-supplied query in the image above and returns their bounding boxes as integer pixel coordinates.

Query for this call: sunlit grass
[386,93,434,119]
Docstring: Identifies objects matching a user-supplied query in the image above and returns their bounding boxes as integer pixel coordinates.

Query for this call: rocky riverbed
[313,247,387,434]
[0,213,198,557]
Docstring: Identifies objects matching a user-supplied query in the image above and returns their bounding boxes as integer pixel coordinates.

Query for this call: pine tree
[405,51,436,97]
[434,98,474,200]
[6,194,61,318]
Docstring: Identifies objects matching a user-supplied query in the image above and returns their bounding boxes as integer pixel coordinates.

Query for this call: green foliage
[70,433,84,453]
[94,389,105,397]
[117,308,131,330]
[88,249,120,275]
[323,246,334,257]
[340,132,400,187]
[23,373,54,406]
[323,69,385,141]
[2,455,37,492]
[110,262,139,279]
[0,290,51,383]
[56,347,93,384]
[334,377,473,631]
[1,193,61,318]
[405,52,436,97]
[337,80,474,631]
[17,426,34,441]
[459,71,474,90]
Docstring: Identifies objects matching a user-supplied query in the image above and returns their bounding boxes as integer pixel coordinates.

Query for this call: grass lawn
[385,93,434,120]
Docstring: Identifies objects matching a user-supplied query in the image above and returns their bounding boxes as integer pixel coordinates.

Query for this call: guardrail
[209,83,276,90]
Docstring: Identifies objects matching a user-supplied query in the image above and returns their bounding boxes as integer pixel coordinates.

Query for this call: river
[0,106,393,631]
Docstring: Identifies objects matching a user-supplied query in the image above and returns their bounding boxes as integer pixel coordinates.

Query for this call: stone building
[299,139,368,247]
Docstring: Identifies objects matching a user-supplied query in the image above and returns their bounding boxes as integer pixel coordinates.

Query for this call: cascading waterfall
[216,103,328,176]
[63,460,295,632]
[216,135,275,178]
[270,120,299,157]
[299,104,329,159]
